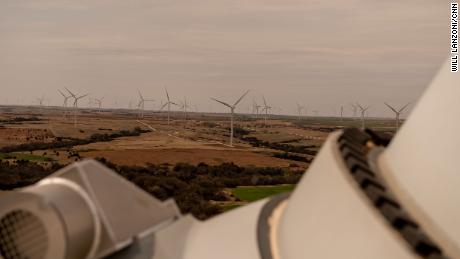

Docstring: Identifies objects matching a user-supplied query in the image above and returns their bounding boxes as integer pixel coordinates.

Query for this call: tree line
[0,127,150,153]
[0,157,302,219]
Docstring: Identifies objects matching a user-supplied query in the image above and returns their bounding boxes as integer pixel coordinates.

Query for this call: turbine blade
[77,94,89,100]
[65,87,76,98]
[58,89,66,97]
[398,102,411,113]
[160,102,168,111]
[262,96,267,107]
[138,90,143,100]
[233,90,250,107]
[384,102,398,113]
[211,98,232,108]
[165,87,170,101]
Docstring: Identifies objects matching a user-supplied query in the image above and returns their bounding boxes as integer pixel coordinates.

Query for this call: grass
[0,152,52,162]
[232,184,296,202]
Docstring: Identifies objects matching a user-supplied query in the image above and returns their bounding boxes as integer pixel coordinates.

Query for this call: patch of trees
[242,136,318,156]
[98,128,113,131]
[294,124,340,133]
[0,116,41,125]
[201,122,219,128]
[273,152,311,163]
[0,160,61,189]
[98,159,302,219]
[0,156,302,219]
[231,127,250,138]
[0,127,150,153]
[89,127,149,141]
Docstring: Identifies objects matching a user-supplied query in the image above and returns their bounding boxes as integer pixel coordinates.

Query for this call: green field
[232,184,296,202]
[0,152,52,162]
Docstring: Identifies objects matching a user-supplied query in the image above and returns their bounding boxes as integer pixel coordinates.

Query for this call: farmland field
[0,105,396,218]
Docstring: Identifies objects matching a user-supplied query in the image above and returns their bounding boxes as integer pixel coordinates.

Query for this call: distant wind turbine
[36,97,45,106]
[137,90,154,119]
[160,87,178,125]
[384,102,410,131]
[253,99,261,118]
[179,97,191,121]
[58,90,71,108]
[350,103,358,118]
[296,103,304,121]
[261,96,272,125]
[66,87,89,127]
[94,97,104,112]
[211,90,250,147]
[58,89,72,119]
[356,103,370,129]
[340,105,344,122]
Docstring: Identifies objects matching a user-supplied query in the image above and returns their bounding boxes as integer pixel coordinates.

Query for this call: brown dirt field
[80,148,308,168]
[0,128,55,147]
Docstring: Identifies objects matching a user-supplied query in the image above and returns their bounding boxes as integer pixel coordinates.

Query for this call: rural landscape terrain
[0,105,397,219]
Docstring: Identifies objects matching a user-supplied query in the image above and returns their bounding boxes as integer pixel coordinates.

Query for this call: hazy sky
[0,0,449,117]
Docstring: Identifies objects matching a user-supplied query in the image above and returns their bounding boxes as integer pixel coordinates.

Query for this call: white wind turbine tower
[179,97,190,121]
[340,105,344,122]
[313,110,319,116]
[296,103,304,121]
[350,103,358,118]
[252,99,261,118]
[36,97,45,107]
[160,87,178,125]
[356,103,370,129]
[384,102,410,131]
[137,90,154,119]
[211,90,250,147]
[58,89,72,119]
[87,97,93,108]
[274,107,282,116]
[58,90,71,108]
[94,97,104,112]
[66,87,89,127]
[261,96,272,125]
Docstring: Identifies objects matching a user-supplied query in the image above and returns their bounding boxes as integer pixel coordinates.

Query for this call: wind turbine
[179,97,190,121]
[66,87,89,127]
[296,103,304,121]
[313,110,319,116]
[340,105,344,122]
[137,90,154,119]
[252,99,261,118]
[58,90,71,108]
[36,97,45,106]
[94,97,104,112]
[58,89,72,119]
[350,103,358,118]
[356,103,370,129]
[160,87,178,125]
[211,90,250,147]
[384,102,410,131]
[261,96,272,125]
